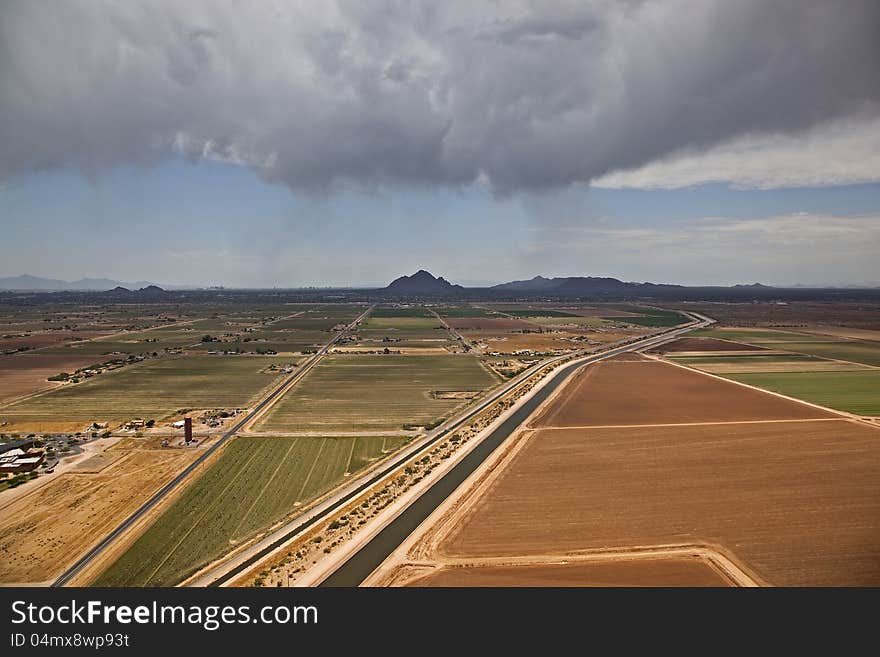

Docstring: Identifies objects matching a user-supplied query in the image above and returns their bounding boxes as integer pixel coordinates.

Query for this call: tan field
[0,445,198,584]
[532,356,834,427]
[408,558,732,587]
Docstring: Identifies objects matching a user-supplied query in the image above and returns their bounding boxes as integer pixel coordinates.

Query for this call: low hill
[385,270,465,296]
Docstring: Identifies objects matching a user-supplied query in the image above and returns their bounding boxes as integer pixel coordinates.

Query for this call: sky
[1,0,879,288]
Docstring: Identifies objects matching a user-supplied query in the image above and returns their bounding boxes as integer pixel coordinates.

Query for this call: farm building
[0,451,45,473]
[0,439,35,455]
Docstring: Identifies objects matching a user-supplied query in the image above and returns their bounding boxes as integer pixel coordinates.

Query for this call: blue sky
[2,160,879,287]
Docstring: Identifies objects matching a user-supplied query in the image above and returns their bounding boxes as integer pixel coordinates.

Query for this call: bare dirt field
[439,419,880,585]
[0,446,198,584]
[0,331,109,352]
[532,355,835,427]
[649,337,766,353]
[407,558,732,587]
[0,353,106,404]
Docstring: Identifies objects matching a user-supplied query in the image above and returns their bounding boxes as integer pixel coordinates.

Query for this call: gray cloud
[1,0,879,193]
[521,212,880,286]
[594,116,880,189]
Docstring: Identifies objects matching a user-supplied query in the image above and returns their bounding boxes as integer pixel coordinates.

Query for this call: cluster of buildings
[0,440,45,474]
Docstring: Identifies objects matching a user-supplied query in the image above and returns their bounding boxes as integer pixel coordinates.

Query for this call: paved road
[428,309,471,350]
[51,305,373,587]
[319,314,712,586]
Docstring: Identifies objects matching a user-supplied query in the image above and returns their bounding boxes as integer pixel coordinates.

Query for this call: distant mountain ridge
[382,270,688,297]
[385,270,464,295]
[491,275,685,294]
[0,274,160,291]
[378,270,791,299]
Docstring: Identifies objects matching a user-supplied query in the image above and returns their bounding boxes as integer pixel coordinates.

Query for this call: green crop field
[668,352,871,374]
[257,354,500,431]
[361,317,442,330]
[609,314,685,327]
[531,316,611,327]
[40,341,169,356]
[689,329,880,366]
[669,353,824,364]
[691,328,821,341]
[93,434,411,586]
[40,329,206,355]
[503,309,579,318]
[356,315,453,346]
[263,305,365,331]
[750,341,880,367]
[598,304,686,327]
[436,306,498,318]
[0,355,298,427]
[191,330,331,354]
[371,306,433,318]
[269,317,346,331]
[725,370,880,416]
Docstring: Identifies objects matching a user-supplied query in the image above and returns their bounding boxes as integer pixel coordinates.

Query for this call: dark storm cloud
[1,0,878,192]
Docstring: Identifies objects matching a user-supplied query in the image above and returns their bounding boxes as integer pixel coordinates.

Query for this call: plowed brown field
[0,331,108,352]
[532,356,834,426]
[408,558,732,586]
[440,420,880,585]
[0,353,105,403]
